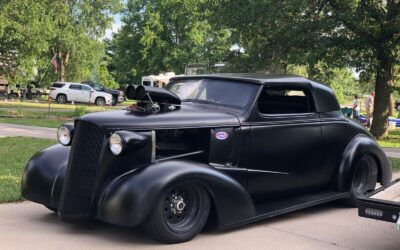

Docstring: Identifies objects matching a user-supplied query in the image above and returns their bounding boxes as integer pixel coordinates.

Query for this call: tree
[109,0,232,85]
[215,0,400,139]
[0,0,53,81]
[45,0,122,82]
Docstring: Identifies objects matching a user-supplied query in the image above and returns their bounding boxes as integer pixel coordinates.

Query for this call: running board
[223,191,348,230]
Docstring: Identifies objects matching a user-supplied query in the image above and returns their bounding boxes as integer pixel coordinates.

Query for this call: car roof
[53,82,92,86]
[169,73,340,113]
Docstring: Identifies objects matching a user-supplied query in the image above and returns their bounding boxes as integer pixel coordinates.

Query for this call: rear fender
[97,160,255,229]
[336,134,392,192]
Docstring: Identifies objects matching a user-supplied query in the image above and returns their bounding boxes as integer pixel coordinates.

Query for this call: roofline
[169,74,315,85]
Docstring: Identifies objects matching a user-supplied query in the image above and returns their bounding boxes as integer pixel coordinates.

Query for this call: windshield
[93,83,105,91]
[166,79,259,109]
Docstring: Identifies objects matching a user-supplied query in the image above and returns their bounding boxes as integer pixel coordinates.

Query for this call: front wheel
[95,97,106,106]
[145,182,210,244]
[345,154,378,206]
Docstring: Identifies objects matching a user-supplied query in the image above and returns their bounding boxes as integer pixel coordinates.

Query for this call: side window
[81,85,92,91]
[69,84,81,90]
[258,87,315,114]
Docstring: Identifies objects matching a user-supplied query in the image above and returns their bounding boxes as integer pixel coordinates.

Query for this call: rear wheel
[95,97,106,106]
[145,182,210,244]
[345,154,378,206]
[56,94,67,104]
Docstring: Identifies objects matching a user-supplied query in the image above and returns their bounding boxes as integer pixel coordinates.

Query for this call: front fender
[21,144,70,207]
[337,134,392,192]
[97,160,255,229]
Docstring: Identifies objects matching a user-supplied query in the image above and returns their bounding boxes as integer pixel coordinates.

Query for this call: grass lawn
[0,137,56,203]
[377,130,400,148]
[0,100,123,111]
[389,158,400,171]
[0,117,69,128]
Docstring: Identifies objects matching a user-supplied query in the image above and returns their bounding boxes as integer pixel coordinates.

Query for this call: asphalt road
[1,199,399,250]
[0,123,56,139]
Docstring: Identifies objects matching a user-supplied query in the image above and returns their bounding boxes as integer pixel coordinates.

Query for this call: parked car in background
[49,82,113,106]
[23,75,391,243]
[82,81,124,106]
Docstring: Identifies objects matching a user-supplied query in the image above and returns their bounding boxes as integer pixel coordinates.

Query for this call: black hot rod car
[22,74,392,243]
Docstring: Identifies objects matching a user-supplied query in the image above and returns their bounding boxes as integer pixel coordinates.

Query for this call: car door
[67,84,81,101]
[247,84,323,199]
[79,85,92,103]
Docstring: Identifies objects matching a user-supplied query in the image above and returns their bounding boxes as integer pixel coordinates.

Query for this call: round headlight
[109,133,123,155]
[57,125,72,146]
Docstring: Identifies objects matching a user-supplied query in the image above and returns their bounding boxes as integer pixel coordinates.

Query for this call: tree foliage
[0,0,121,85]
[213,0,400,138]
[109,0,231,85]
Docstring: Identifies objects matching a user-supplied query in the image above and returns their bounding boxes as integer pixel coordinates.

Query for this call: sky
[104,14,122,40]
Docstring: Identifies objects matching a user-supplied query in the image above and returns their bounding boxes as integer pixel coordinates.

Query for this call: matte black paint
[96,160,255,228]
[21,74,392,234]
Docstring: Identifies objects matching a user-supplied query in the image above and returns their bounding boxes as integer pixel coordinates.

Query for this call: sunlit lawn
[377,130,400,148]
[0,137,56,203]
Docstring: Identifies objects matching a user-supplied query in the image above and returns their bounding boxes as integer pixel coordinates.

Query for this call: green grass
[0,117,70,128]
[0,137,56,203]
[377,130,400,148]
[0,100,122,111]
[389,158,400,171]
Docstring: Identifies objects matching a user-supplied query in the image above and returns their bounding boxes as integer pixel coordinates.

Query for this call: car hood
[78,103,241,130]
[103,89,121,96]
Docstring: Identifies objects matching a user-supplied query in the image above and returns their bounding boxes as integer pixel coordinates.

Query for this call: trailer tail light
[365,208,383,218]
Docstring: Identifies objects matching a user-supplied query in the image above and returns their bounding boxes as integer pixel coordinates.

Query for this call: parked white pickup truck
[49,82,113,106]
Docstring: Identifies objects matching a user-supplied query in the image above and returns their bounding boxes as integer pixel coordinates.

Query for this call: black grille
[58,121,104,220]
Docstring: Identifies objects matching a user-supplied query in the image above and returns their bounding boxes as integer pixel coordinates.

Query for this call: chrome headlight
[109,131,149,156]
[57,124,74,146]
[109,133,123,155]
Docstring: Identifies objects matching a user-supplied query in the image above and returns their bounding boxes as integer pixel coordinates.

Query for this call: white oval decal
[215,131,228,140]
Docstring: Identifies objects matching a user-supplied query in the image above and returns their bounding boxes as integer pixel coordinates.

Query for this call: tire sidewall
[146,182,210,243]
[347,154,378,205]
[57,94,67,104]
[96,97,105,106]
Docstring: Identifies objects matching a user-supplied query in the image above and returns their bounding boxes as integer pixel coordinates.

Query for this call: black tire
[344,154,378,206]
[145,182,210,244]
[396,104,400,111]
[95,97,106,106]
[112,96,118,106]
[56,94,67,104]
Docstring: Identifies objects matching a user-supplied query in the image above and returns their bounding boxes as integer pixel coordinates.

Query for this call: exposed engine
[155,129,210,160]
[126,85,181,113]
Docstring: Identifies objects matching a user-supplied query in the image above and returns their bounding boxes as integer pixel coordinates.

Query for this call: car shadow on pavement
[32,201,352,245]
[202,201,352,235]
[35,212,155,245]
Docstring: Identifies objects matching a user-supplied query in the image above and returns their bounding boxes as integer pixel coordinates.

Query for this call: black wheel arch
[96,160,256,229]
[336,134,392,192]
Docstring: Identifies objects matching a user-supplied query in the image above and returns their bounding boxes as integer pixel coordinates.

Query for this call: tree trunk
[370,51,393,139]
[389,90,395,117]
[60,52,69,82]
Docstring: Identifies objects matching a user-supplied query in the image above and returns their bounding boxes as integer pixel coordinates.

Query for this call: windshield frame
[166,78,260,110]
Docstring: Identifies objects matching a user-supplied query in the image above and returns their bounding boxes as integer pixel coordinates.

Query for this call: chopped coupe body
[22,74,392,243]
